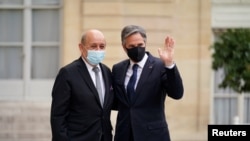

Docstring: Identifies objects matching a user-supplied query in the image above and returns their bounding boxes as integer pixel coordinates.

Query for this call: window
[0,0,62,100]
[212,29,250,124]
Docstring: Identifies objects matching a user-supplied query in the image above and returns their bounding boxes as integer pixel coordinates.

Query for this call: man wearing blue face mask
[50,29,114,141]
[112,25,184,141]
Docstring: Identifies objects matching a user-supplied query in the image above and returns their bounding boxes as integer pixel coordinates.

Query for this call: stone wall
[0,0,212,140]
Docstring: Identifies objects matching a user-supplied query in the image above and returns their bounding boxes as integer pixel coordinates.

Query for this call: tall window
[0,0,61,100]
[212,29,250,124]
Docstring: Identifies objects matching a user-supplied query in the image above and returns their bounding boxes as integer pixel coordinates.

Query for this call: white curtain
[214,68,250,124]
[31,9,59,79]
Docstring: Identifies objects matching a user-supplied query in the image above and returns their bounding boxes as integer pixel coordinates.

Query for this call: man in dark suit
[112,25,184,141]
[50,29,114,141]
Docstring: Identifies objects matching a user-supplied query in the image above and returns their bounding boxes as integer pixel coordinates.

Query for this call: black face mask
[126,46,145,62]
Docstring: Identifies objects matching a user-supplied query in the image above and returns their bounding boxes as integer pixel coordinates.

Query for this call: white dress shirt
[82,57,105,101]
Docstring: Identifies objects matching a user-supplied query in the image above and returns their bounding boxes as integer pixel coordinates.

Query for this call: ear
[79,43,83,52]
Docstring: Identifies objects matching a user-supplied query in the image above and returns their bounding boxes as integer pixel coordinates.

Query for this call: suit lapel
[76,58,102,106]
[133,55,154,104]
[119,60,131,104]
[99,63,110,108]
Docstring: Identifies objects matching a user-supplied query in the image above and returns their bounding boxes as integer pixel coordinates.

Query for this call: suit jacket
[50,57,114,141]
[112,52,184,141]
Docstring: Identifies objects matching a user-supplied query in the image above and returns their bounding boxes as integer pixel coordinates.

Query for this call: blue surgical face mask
[87,50,105,65]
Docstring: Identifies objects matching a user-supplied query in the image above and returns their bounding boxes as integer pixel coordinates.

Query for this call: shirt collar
[129,53,148,68]
[81,57,100,71]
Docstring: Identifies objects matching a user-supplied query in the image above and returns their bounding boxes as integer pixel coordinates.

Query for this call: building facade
[0,0,249,141]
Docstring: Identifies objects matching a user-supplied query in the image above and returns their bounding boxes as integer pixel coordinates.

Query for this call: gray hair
[121,25,147,46]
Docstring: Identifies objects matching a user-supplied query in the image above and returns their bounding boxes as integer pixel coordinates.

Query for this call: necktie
[93,66,103,107]
[127,64,138,103]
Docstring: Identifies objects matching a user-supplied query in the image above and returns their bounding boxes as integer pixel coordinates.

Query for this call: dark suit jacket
[112,52,184,141]
[50,57,114,141]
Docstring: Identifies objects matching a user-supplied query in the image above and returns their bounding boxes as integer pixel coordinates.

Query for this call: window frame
[0,0,62,101]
